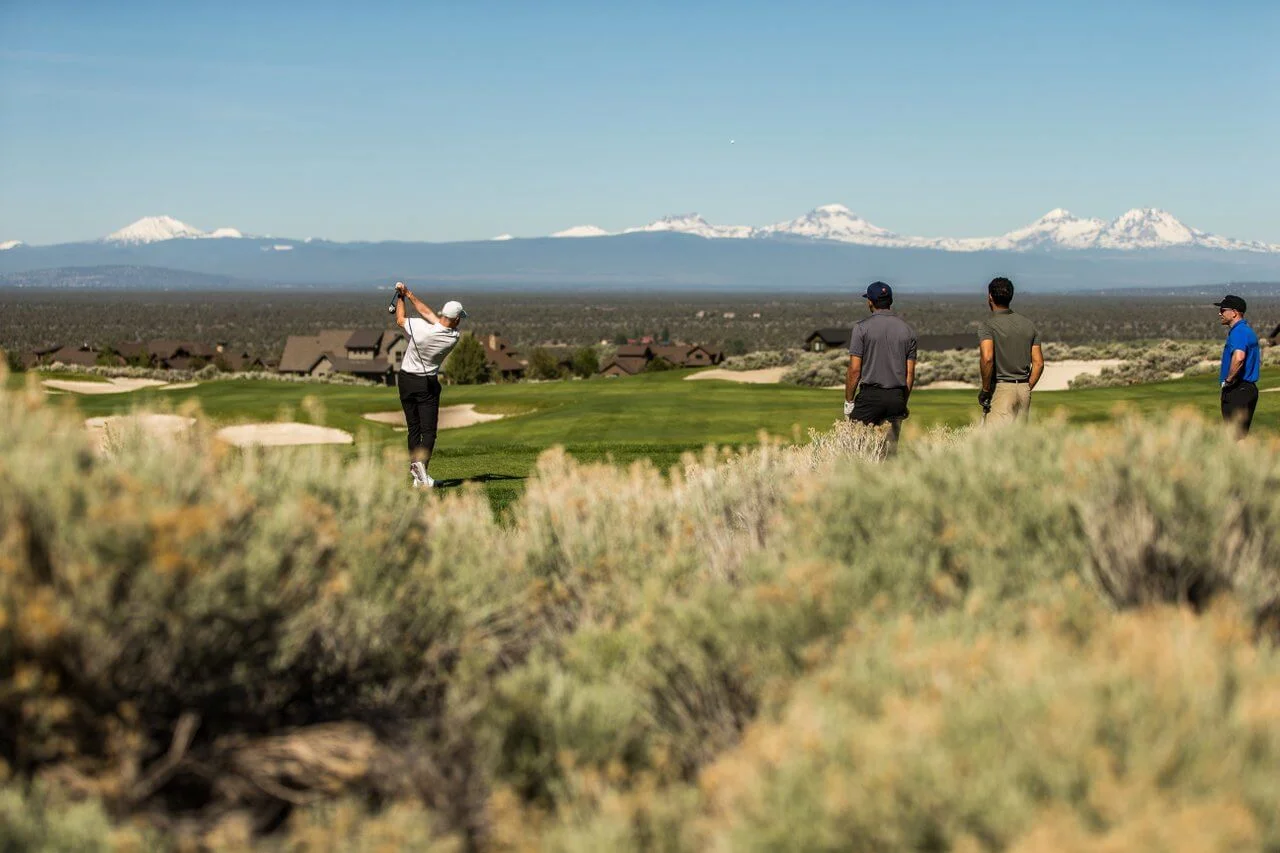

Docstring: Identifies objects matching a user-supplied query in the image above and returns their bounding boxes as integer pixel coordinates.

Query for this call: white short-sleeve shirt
[400,318,460,376]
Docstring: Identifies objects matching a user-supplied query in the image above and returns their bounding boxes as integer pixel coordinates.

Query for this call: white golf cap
[441,300,468,319]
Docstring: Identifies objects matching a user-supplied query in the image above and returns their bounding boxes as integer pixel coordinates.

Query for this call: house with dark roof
[481,334,526,380]
[44,344,107,368]
[804,328,851,352]
[599,343,723,376]
[277,328,406,384]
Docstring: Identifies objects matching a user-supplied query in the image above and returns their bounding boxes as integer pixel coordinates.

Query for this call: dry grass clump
[3,381,1280,850]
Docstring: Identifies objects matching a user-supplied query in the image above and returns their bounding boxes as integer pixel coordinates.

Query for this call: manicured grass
[13,367,1278,509]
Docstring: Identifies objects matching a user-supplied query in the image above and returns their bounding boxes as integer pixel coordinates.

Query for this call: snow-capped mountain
[623,213,753,240]
[551,225,612,238]
[756,204,930,248]
[546,204,1279,253]
[104,216,244,244]
[0,240,22,251]
[955,208,1279,253]
[953,208,1109,251]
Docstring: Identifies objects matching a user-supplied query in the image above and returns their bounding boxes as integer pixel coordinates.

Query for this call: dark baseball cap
[863,281,893,302]
[1214,295,1247,313]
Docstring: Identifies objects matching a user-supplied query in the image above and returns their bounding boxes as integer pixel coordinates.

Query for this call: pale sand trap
[216,423,353,447]
[362,404,507,430]
[918,380,979,390]
[685,367,788,384]
[160,382,199,391]
[44,377,168,395]
[1036,359,1126,391]
[85,414,196,450]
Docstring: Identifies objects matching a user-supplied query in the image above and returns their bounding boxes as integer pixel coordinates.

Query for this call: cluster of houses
[599,343,723,377]
[21,340,265,371]
[277,330,527,385]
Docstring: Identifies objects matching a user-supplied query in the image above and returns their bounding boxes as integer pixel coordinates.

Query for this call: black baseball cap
[864,281,893,302]
[1214,295,1247,313]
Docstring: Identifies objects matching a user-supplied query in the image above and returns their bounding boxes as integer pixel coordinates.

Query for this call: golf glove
[843,399,857,418]
[977,389,993,408]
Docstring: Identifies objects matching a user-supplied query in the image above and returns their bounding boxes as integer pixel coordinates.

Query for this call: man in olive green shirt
[977,277,1043,426]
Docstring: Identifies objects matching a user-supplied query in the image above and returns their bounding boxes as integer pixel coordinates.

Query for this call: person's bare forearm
[905,359,915,401]
[980,357,994,393]
[1029,346,1044,391]
[405,290,435,320]
[845,359,862,402]
[1225,351,1245,385]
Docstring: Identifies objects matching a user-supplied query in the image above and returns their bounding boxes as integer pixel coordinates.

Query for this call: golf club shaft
[387,285,400,314]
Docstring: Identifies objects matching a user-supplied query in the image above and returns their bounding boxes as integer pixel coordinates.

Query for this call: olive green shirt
[977,309,1039,382]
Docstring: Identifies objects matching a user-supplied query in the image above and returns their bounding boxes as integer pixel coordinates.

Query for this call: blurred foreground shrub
[2,384,1278,849]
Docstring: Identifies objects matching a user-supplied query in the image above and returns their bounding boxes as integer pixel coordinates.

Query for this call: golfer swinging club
[394,282,467,488]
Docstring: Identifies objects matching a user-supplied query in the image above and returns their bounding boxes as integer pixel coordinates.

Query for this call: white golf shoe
[409,461,428,488]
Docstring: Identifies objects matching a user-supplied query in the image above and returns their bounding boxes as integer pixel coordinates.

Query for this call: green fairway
[11,368,1278,509]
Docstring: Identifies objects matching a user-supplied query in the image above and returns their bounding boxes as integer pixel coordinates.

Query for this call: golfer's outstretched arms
[404,288,441,325]
[1029,344,1044,390]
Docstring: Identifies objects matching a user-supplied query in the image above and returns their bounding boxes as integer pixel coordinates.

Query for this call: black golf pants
[850,385,908,438]
[1221,381,1258,435]
[399,372,442,455]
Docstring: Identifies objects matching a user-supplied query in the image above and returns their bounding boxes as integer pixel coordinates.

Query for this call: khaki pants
[984,383,1031,427]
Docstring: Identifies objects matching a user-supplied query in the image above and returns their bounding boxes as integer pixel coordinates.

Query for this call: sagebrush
[2,379,1279,850]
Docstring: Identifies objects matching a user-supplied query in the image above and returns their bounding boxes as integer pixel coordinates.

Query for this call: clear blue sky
[2,0,1277,245]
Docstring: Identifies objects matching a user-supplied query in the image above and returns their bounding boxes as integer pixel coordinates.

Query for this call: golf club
[387,283,402,314]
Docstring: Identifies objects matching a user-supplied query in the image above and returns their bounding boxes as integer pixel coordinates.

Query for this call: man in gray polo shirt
[977,277,1043,426]
[843,281,918,441]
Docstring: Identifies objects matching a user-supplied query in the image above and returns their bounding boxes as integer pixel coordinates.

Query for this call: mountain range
[4,205,1276,254]
[2,207,1279,293]
[551,205,1280,254]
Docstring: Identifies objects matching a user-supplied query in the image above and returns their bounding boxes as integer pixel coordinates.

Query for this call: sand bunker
[685,367,788,384]
[44,377,169,395]
[159,382,199,391]
[216,423,353,447]
[85,414,196,450]
[918,380,978,390]
[1035,359,1125,391]
[362,404,507,430]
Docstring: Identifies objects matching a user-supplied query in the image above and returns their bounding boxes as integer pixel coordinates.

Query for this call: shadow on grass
[435,473,527,489]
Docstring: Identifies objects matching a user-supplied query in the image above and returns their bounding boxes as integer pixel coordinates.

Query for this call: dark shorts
[1221,381,1258,434]
[850,385,908,427]
[398,371,442,454]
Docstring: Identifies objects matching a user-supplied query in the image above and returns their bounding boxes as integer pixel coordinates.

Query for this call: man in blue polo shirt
[1216,294,1261,435]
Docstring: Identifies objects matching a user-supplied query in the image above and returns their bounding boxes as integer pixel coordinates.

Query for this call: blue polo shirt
[1220,319,1260,383]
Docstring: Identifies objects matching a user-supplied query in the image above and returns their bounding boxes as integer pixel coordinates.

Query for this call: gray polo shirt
[977,309,1039,382]
[848,310,918,388]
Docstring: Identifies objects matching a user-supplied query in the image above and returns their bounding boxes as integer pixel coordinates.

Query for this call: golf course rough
[3,378,1280,849]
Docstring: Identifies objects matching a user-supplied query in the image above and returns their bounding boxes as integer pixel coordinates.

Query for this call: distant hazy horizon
[2,1,1278,245]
